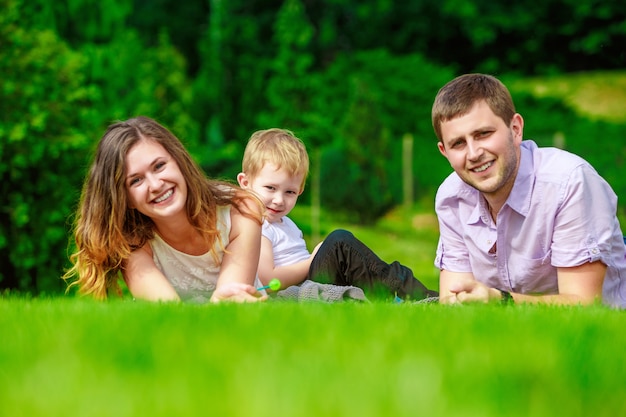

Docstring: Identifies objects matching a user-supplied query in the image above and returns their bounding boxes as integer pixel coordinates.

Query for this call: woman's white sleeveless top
[150,205,231,303]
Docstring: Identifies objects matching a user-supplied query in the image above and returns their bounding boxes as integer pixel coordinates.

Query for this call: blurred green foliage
[1,0,195,293]
[1,0,625,293]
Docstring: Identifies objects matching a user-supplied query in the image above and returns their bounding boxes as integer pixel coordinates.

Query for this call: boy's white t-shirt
[262,216,311,267]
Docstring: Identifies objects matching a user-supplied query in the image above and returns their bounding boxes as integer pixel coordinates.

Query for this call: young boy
[237,128,437,301]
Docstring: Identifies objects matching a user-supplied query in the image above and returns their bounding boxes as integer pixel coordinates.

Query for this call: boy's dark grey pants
[308,229,438,300]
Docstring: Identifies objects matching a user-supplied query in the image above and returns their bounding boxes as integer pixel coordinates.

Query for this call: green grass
[506,70,626,123]
[2,297,625,417]
[290,203,441,291]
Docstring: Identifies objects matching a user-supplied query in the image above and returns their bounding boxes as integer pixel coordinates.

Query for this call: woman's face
[124,138,188,221]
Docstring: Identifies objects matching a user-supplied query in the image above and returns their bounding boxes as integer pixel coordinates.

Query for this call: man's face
[437,100,523,202]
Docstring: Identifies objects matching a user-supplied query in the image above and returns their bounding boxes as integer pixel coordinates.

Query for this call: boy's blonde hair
[242,128,309,191]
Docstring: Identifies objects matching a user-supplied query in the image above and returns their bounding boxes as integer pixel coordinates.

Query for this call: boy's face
[237,162,304,223]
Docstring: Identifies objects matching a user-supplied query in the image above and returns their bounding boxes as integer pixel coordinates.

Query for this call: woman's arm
[213,200,267,302]
[123,245,181,302]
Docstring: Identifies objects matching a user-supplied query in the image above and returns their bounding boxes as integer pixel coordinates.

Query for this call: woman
[64,116,267,303]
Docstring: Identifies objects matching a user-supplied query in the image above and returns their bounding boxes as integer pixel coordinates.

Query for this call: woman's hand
[210,282,268,303]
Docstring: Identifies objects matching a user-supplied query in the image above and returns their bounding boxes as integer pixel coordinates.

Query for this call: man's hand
[449,276,502,303]
[440,271,501,304]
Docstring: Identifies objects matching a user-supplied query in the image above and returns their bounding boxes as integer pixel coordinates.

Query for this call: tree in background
[315,50,454,223]
[0,0,96,292]
[1,0,624,293]
[191,0,283,175]
[0,0,196,293]
[299,0,626,75]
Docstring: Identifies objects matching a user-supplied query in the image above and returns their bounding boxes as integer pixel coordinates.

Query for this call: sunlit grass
[507,70,626,123]
[1,297,625,417]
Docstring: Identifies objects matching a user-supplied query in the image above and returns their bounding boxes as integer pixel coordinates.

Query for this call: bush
[0,15,95,292]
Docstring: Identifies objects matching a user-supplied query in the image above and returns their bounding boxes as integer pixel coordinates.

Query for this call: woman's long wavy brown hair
[63,116,263,299]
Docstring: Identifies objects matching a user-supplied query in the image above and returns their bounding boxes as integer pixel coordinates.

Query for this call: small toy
[256,278,281,292]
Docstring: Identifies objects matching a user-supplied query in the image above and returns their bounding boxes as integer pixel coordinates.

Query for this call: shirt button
[591,248,599,254]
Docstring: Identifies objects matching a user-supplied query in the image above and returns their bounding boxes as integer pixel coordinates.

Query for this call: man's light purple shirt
[435,140,626,307]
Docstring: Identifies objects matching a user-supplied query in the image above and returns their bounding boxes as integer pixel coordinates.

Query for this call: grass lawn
[507,70,626,124]
[1,297,625,417]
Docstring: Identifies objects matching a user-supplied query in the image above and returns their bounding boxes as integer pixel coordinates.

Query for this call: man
[432,73,626,307]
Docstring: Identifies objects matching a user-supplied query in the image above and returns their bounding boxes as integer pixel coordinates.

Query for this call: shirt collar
[507,140,535,217]
[466,140,536,225]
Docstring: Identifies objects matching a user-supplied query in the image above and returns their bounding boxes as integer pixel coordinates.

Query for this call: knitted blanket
[275,280,368,303]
